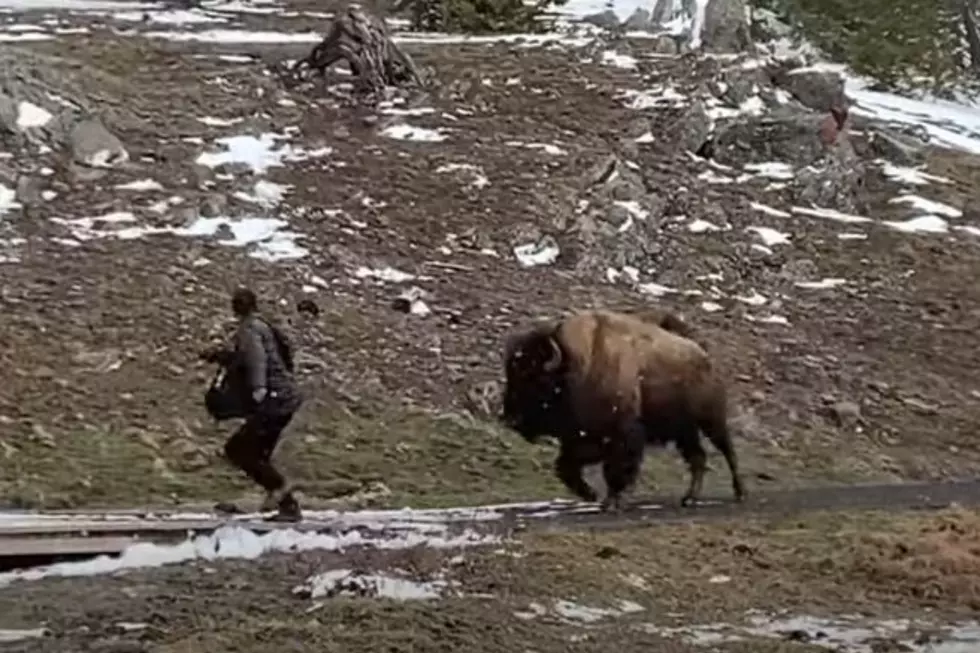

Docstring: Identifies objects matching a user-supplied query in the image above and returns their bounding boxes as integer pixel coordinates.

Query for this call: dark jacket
[232,315,302,415]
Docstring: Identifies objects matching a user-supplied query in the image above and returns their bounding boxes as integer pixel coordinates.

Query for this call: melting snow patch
[700,301,724,312]
[635,131,655,143]
[0,183,19,213]
[883,215,949,234]
[195,133,332,173]
[837,232,868,240]
[115,178,163,191]
[234,179,292,208]
[796,278,846,289]
[746,226,790,246]
[113,9,226,24]
[0,628,48,643]
[601,50,638,69]
[878,161,952,186]
[735,290,767,306]
[296,569,450,600]
[144,28,322,43]
[791,206,872,224]
[0,524,499,588]
[889,194,962,218]
[197,115,244,127]
[514,236,560,267]
[750,201,791,218]
[435,162,490,188]
[621,86,687,109]
[16,101,53,129]
[688,219,723,233]
[744,161,795,180]
[381,123,447,142]
[553,599,645,623]
[354,266,415,283]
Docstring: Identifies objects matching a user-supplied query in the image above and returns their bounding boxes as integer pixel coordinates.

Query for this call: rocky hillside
[0,0,978,511]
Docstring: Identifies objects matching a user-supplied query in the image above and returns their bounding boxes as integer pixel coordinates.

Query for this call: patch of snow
[796,278,846,289]
[0,524,499,588]
[688,219,723,233]
[16,101,53,129]
[0,31,52,41]
[514,237,560,267]
[354,266,415,283]
[837,232,868,240]
[601,50,638,69]
[115,178,163,192]
[751,201,791,218]
[298,569,449,600]
[234,179,292,208]
[195,133,331,173]
[735,290,767,306]
[744,161,795,180]
[635,131,655,143]
[791,206,872,224]
[0,628,48,643]
[381,123,447,142]
[883,215,949,234]
[0,183,19,214]
[197,115,243,127]
[746,226,790,246]
[113,9,227,24]
[621,86,687,109]
[0,0,155,8]
[434,162,490,188]
[889,194,962,218]
[878,161,953,186]
[700,301,724,312]
[553,599,644,623]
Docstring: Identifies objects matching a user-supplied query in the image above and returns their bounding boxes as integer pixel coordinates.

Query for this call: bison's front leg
[554,447,598,503]
[600,420,646,513]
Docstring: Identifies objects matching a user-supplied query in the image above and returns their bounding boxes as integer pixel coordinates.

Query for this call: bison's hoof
[680,495,698,508]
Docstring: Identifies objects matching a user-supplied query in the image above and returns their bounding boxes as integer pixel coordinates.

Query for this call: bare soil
[2,507,979,652]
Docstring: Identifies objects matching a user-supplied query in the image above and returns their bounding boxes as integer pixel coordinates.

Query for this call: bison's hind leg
[555,446,599,503]
[674,420,708,507]
[699,415,746,503]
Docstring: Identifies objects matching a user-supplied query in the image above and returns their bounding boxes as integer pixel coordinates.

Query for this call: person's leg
[253,410,302,520]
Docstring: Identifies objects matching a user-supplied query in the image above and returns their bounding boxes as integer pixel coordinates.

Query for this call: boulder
[701,0,752,53]
[778,68,845,112]
[69,118,128,168]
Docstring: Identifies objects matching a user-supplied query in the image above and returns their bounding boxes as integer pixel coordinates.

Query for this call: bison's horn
[542,337,562,372]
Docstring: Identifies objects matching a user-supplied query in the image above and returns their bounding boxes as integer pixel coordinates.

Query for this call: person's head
[231,287,258,318]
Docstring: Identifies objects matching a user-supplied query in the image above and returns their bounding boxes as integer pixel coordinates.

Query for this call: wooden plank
[0,519,223,537]
[0,536,146,557]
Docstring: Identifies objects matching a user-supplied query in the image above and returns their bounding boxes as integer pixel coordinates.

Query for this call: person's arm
[237,325,268,401]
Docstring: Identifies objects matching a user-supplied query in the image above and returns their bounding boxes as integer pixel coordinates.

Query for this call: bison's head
[500,324,567,443]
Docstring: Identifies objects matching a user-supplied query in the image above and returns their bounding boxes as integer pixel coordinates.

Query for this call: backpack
[262,317,295,373]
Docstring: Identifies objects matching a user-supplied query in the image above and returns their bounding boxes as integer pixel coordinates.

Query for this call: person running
[202,287,304,521]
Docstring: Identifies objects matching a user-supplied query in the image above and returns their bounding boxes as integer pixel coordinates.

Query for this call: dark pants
[223,407,295,494]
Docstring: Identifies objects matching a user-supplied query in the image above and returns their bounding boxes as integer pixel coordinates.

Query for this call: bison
[500,309,745,511]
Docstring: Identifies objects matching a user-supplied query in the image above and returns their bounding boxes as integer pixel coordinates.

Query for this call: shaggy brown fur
[501,309,745,511]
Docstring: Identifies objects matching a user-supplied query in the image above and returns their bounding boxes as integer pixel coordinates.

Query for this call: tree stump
[290,4,423,97]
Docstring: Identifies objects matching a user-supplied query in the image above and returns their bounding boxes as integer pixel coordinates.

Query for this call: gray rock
[867,129,928,167]
[827,401,862,428]
[712,111,836,169]
[581,9,621,29]
[0,91,18,134]
[791,155,865,214]
[650,34,680,55]
[701,0,752,53]
[69,118,128,168]
[15,175,43,206]
[623,8,652,31]
[200,193,227,218]
[749,6,793,42]
[672,99,712,153]
[779,68,844,113]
